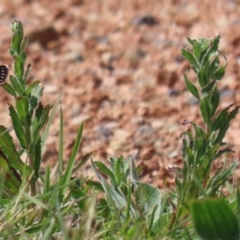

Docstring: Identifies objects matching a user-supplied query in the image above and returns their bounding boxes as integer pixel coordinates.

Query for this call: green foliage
[0,20,239,239]
[191,198,239,240]
[167,35,239,238]
[90,156,166,238]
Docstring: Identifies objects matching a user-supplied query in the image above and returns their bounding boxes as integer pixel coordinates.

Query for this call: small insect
[0,65,9,83]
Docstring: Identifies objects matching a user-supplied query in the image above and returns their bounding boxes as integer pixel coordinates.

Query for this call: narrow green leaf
[199,43,211,65]
[33,137,41,180]
[207,35,220,60]
[92,160,126,210]
[9,75,23,95]
[207,161,237,196]
[43,165,50,194]
[212,65,226,80]
[184,74,200,100]
[186,37,196,45]
[24,63,32,80]
[41,220,55,240]
[0,83,17,97]
[181,48,200,72]
[193,137,206,166]
[28,83,44,115]
[58,107,63,174]
[60,123,83,197]
[212,108,229,131]
[8,104,28,149]
[200,35,220,64]
[189,122,207,139]
[34,103,52,132]
[95,161,117,185]
[209,56,220,77]
[211,86,220,116]
[25,80,40,96]
[16,96,31,126]
[86,180,104,192]
[200,95,212,124]
[201,80,216,94]
[73,152,93,174]
[11,20,23,55]
[214,106,239,144]
[193,43,201,60]
[20,37,27,62]
[136,183,161,225]
[237,190,240,235]
[197,67,208,87]
[129,155,139,184]
[13,55,24,85]
[0,126,23,172]
[115,156,124,185]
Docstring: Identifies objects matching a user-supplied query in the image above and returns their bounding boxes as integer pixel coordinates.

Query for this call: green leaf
[189,122,207,139]
[193,137,206,166]
[86,180,104,192]
[200,94,212,125]
[193,42,201,60]
[94,161,117,185]
[186,37,196,45]
[214,106,239,144]
[197,67,208,87]
[92,160,126,210]
[0,126,24,172]
[10,20,24,55]
[20,37,28,62]
[191,198,239,240]
[28,83,44,115]
[73,152,93,174]
[181,48,200,72]
[211,87,220,116]
[209,56,220,77]
[59,123,83,198]
[25,80,40,96]
[43,165,50,194]
[207,161,237,196]
[0,83,17,98]
[199,35,220,65]
[16,96,31,126]
[129,155,139,185]
[13,55,24,86]
[115,156,124,185]
[33,137,41,181]
[24,63,32,81]
[34,103,52,133]
[136,183,162,225]
[212,65,226,80]
[184,73,200,100]
[9,75,23,95]
[201,80,216,94]
[8,104,28,149]
[208,35,220,60]
[212,107,229,131]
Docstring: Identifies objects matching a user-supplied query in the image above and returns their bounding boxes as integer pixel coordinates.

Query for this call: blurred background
[0,0,240,187]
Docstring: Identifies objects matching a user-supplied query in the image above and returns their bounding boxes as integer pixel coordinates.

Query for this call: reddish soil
[0,0,240,187]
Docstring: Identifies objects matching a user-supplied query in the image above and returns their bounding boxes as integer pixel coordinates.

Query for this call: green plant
[168,35,239,236]
[89,156,168,238]
[0,20,91,238]
[0,20,239,240]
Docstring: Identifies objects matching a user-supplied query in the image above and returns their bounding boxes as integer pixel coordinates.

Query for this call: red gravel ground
[0,0,240,188]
